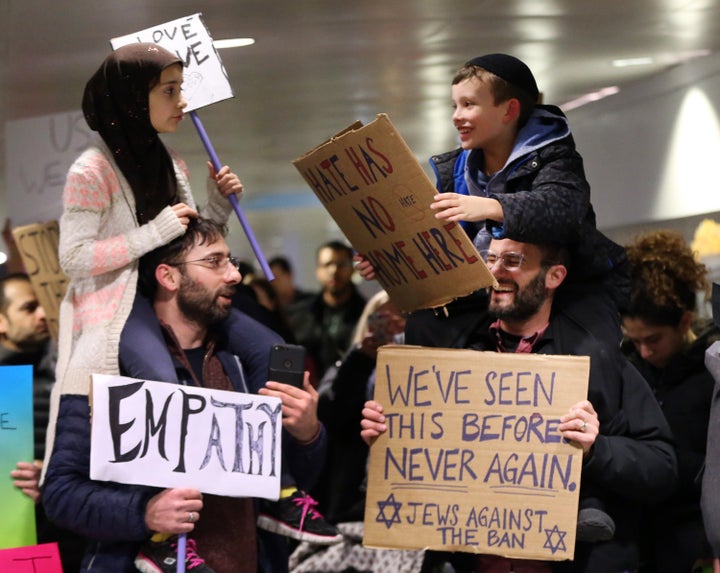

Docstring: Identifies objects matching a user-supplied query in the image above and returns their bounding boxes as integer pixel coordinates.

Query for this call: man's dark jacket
[42,298,326,573]
[406,290,678,573]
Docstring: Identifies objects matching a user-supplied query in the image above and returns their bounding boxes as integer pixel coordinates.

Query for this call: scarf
[82,42,181,223]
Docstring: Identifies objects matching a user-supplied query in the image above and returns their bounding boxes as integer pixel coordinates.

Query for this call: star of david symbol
[543,524,567,555]
[375,493,402,529]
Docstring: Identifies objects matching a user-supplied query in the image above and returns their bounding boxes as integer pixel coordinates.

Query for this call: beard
[489,269,548,321]
[177,273,235,327]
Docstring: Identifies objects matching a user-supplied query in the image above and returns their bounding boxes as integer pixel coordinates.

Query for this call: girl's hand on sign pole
[208,162,243,198]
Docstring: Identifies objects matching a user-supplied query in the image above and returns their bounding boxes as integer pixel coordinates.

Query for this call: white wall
[567,53,720,238]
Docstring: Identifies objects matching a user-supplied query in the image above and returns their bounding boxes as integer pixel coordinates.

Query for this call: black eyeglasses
[170,255,241,274]
[480,250,526,271]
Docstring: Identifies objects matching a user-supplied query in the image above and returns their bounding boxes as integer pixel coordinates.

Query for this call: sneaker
[257,490,343,545]
[576,507,616,543]
[135,536,216,573]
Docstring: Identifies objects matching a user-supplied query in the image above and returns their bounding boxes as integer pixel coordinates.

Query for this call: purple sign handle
[176,532,187,573]
[189,111,274,281]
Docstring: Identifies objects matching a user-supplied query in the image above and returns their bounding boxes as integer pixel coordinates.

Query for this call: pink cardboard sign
[0,543,63,572]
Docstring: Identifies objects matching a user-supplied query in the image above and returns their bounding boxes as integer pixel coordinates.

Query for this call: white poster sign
[90,374,282,500]
[4,110,91,225]
[111,13,234,112]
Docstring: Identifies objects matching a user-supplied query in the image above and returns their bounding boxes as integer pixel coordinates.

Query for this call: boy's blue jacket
[430,104,629,310]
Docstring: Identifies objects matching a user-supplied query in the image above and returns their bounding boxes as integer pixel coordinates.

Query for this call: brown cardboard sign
[11,221,68,341]
[293,114,495,312]
[364,346,590,561]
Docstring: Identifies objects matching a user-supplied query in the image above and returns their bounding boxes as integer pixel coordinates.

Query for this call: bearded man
[362,237,678,573]
[42,218,327,573]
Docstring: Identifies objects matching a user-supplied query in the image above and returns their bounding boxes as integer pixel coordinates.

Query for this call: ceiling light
[561,86,620,112]
[214,38,255,49]
[612,50,711,68]
[612,57,654,68]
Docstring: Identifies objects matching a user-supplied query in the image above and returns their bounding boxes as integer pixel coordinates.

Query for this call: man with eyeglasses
[2,274,86,571]
[42,218,329,573]
[286,240,366,380]
[362,237,678,573]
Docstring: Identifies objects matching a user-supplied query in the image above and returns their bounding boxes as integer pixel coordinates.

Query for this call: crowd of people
[2,42,720,573]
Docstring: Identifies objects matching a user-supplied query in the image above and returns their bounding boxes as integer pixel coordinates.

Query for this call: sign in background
[5,110,90,226]
[11,222,68,342]
[0,543,63,573]
[90,375,283,500]
[0,366,36,550]
[111,13,233,112]
[363,346,590,561]
[293,114,496,312]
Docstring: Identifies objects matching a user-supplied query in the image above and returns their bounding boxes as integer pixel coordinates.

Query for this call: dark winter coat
[430,105,630,311]
[286,288,367,378]
[312,347,375,523]
[405,289,678,572]
[42,301,327,573]
[624,324,718,568]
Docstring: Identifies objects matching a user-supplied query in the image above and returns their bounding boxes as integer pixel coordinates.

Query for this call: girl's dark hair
[624,230,709,326]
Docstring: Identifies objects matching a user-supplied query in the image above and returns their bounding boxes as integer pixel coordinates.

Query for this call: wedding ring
[580,421,587,432]
[187,511,196,523]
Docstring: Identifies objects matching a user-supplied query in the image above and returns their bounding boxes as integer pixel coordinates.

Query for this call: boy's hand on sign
[353,254,376,281]
[431,193,504,224]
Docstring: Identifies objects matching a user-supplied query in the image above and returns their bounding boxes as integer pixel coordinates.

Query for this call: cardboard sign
[111,13,233,112]
[11,222,68,342]
[0,366,36,550]
[90,374,282,500]
[0,543,63,573]
[364,346,590,561]
[5,110,91,226]
[293,114,495,312]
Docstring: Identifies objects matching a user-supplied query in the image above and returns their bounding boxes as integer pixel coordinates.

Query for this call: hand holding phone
[267,344,306,388]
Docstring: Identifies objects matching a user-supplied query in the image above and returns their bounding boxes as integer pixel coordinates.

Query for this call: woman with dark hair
[622,230,717,573]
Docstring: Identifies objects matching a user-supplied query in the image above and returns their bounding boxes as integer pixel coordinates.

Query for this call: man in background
[287,240,366,380]
[269,255,312,308]
[2,273,84,572]
[42,218,329,573]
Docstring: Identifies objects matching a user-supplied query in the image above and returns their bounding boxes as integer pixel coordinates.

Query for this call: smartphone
[268,343,306,388]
